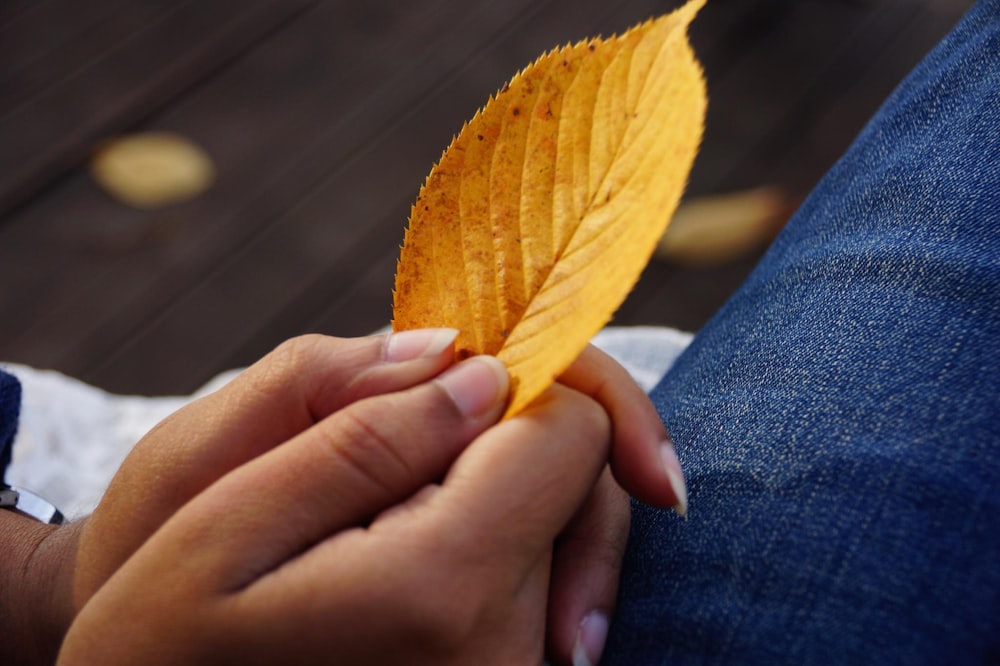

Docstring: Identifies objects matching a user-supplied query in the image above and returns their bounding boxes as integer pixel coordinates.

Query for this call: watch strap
[1,485,65,524]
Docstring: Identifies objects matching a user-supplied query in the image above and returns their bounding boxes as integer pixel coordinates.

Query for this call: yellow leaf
[90,132,215,209]
[655,187,795,267]
[393,0,707,417]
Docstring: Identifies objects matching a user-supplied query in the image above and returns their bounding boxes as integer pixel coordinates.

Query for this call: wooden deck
[0,0,972,395]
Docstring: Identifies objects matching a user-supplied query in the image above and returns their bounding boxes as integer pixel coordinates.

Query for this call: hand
[73,330,466,609]
[59,342,617,663]
[54,331,683,664]
[545,345,687,665]
[4,330,462,666]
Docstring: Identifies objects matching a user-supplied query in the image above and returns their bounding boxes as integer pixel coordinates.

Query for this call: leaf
[393,0,707,417]
[90,132,215,209]
[654,186,796,267]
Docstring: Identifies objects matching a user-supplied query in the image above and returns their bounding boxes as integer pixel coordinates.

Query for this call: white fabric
[4,326,692,519]
[3,364,240,518]
[590,325,693,393]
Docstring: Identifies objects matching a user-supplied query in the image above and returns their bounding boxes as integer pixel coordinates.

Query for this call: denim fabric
[606,2,1000,664]
[0,369,20,482]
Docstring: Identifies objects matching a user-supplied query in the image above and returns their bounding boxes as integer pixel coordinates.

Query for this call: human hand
[72,330,468,610]
[545,345,687,665]
[59,341,619,664]
[0,331,463,666]
[63,332,684,665]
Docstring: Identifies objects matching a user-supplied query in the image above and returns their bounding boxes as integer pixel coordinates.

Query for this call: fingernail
[385,328,458,362]
[660,440,688,517]
[438,356,509,418]
[573,610,609,666]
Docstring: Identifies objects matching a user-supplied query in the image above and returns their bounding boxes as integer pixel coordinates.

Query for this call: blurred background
[0,0,973,395]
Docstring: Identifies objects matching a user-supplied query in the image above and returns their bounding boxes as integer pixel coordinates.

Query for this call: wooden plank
[767,0,973,191]
[1,0,159,111]
[0,0,972,394]
[1,0,566,389]
[0,0,41,28]
[211,0,801,370]
[0,0,361,354]
[195,0,776,375]
[685,0,868,194]
[82,0,674,392]
[0,0,759,374]
[0,0,868,390]
[0,0,317,216]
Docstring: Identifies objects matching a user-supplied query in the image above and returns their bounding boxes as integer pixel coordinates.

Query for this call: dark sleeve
[0,370,21,485]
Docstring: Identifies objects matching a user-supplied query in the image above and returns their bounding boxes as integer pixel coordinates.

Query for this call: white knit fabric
[4,326,692,519]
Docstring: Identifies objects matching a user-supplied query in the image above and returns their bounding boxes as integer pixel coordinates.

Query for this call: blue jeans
[606,2,1000,663]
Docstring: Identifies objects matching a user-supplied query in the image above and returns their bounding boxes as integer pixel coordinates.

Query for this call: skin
[0,331,683,665]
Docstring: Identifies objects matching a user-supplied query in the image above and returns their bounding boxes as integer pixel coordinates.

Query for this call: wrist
[1,511,83,665]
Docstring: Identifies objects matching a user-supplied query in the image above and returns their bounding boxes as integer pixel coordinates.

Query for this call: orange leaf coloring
[393,0,707,416]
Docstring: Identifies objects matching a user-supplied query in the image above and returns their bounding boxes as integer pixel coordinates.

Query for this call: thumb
[76,329,459,607]
[148,356,510,591]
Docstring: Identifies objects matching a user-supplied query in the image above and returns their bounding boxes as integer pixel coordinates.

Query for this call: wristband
[0,485,64,524]
[0,372,62,523]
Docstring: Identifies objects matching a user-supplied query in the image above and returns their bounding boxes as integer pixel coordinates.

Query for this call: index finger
[559,344,687,513]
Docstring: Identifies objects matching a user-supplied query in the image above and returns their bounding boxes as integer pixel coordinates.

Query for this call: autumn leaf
[393,0,707,417]
[90,132,215,209]
[655,186,795,267]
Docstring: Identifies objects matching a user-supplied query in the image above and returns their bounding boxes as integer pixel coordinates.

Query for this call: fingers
[225,328,464,438]
[545,468,629,666]
[67,362,620,664]
[244,384,615,661]
[430,384,612,569]
[125,329,461,497]
[559,344,687,514]
[155,355,510,589]
[75,329,460,606]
